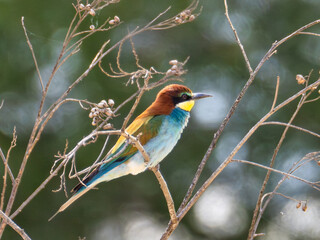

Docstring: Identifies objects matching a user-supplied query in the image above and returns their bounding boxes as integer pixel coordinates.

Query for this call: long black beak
[192,92,213,100]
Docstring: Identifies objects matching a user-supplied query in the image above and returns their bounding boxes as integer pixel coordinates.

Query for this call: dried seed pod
[172,70,179,76]
[169,60,178,65]
[296,74,306,85]
[166,69,173,76]
[180,11,187,20]
[114,16,120,23]
[89,25,95,30]
[97,101,106,108]
[109,19,115,25]
[89,9,96,16]
[102,100,109,107]
[189,15,195,21]
[171,64,178,70]
[108,99,115,107]
[296,202,301,209]
[175,17,182,24]
[91,107,98,112]
[89,112,94,118]
[92,111,99,117]
[103,123,113,130]
[185,10,191,15]
[302,202,308,212]
[104,108,113,116]
[92,119,98,126]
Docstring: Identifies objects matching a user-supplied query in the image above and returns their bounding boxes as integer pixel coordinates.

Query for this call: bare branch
[0,148,14,183]
[260,192,306,212]
[304,95,320,104]
[224,0,253,74]
[261,121,320,138]
[248,82,314,239]
[121,80,149,132]
[151,165,178,224]
[1,127,17,211]
[231,159,320,191]
[298,31,320,37]
[0,210,31,240]
[271,76,280,111]
[21,16,44,92]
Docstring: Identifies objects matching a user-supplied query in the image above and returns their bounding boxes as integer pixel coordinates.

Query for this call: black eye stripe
[173,93,192,105]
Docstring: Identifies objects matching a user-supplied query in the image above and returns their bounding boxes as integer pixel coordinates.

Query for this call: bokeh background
[1,0,320,239]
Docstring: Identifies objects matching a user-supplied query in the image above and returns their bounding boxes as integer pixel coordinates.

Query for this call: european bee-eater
[50,84,211,220]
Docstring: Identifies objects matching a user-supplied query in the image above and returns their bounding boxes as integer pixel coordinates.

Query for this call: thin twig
[304,95,320,104]
[261,121,320,138]
[82,135,110,179]
[121,79,149,132]
[248,84,313,239]
[271,76,280,111]
[298,31,320,37]
[224,0,253,74]
[0,210,31,240]
[231,159,320,191]
[1,128,17,211]
[21,17,44,92]
[0,148,14,183]
[260,192,305,212]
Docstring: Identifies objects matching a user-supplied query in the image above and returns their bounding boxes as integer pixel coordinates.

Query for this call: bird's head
[140,84,212,117]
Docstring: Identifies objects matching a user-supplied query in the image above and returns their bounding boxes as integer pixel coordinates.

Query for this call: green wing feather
[71,115,164,194]
[110,115,164,158]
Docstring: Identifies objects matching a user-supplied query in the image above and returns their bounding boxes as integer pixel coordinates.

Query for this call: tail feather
[71,167,101,193]
[49,181,98,221]
[49,158,127,221]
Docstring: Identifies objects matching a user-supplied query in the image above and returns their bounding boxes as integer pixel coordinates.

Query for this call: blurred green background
[0,0,320,239]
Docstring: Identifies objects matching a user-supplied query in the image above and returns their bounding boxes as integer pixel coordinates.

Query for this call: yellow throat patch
[177,100,195,112]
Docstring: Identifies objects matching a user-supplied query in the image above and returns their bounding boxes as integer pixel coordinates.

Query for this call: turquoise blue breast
[143,107,190,167]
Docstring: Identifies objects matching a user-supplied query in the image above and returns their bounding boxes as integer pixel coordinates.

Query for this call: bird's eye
[181,94,188,100]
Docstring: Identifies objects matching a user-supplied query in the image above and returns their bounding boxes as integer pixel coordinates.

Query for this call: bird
[49,84,211,220]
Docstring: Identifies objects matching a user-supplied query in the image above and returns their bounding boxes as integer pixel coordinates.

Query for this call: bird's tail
[49,166,105,221]
[48,157,126,221]
[48,182,97,221]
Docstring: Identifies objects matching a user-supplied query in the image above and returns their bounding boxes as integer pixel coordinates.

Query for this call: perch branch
[151,165,178,224]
